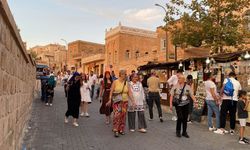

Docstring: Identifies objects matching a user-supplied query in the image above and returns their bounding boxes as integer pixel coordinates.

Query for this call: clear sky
[8,0,168,48]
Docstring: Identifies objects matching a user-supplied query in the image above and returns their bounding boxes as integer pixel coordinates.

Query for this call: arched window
[125,50,130,59]
[135,51,140,59]
[244,10,250,31]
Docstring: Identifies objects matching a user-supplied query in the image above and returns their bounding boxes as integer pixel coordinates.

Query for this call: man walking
[220,72,241,135]
[40,72,49,102]
[147,70,163,122]
[89,71,97,100]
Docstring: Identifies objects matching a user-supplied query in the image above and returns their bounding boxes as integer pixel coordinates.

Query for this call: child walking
[237,90,249,144]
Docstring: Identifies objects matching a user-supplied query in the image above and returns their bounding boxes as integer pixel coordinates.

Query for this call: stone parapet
[0,0,36,150]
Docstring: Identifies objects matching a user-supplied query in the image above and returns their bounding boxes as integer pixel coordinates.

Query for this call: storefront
[138,50,250,123]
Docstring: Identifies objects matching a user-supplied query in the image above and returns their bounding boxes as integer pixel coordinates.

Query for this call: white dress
[80,81,92,103]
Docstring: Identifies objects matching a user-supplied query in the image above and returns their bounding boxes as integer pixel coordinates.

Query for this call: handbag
[172,83,186,107]
[112,81,126,103]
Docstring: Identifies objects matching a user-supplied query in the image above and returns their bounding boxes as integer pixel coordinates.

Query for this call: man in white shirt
[89,71,97,99]
[167,70,183,87]
[89,71,97,85]
[220,72,242,135]
[167,69,183,121]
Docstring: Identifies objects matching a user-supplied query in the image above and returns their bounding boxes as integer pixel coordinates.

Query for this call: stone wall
[0,0,36,150]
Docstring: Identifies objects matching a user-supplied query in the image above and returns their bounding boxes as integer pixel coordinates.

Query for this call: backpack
[223,78,234,96]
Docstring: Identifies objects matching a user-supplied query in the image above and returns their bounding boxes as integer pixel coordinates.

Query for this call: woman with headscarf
[107,69,135,137]
[65,72,82,127]
[99,71,113,124]
[46,75,56,106]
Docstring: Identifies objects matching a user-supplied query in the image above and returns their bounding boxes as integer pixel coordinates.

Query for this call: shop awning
[138,50,249,71]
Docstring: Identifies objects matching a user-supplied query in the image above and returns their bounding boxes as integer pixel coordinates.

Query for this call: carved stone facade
[0,1,36,150]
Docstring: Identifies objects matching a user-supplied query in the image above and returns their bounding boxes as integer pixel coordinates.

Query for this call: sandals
[114,131,119,137]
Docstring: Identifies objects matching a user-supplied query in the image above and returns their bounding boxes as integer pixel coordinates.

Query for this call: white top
[205,80,217,100]
[128,81,145,111]
[222,77,242,101]
[89,74,97,85]
[67,74,73,82]
[167,75,178,86]
[80,81,92,102]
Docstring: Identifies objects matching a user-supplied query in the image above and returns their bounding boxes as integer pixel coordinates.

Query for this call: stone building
[29,44,67,72]
[104,23,213,75]
[0,0,36,149]
[105,24,157,75]
[68,40,105,75]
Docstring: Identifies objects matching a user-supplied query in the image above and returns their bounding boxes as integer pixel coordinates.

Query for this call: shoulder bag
[172,83,186,107]
[112,81,126,103]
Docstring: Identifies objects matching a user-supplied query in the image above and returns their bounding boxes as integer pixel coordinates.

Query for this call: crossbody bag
[172,83,186,107]
[112,81,126,103]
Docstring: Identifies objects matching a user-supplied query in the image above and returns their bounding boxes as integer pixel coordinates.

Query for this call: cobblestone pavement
[22,86,250,150]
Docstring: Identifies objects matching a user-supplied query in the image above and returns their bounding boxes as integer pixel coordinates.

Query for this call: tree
[30,50,38,60]
[165,0,250,54]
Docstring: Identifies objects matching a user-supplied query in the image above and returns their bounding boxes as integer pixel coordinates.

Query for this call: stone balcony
[72,53,82,60]
[81,54,105,64]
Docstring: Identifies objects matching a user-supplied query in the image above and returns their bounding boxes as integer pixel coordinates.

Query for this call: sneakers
[139,129,147,133]
[85,113,90,117]
[49,103,52,106]
[64,117,69,123]
[73,122,79,127]
[223,129,229,134]
[239,139,248,144]
[213,129,224,135]
[172,116,177,121]
[148,118,153,121]
[209,127,216,131]
[45,103,49,106]
[80,113,90,117]
[243,137,250,144]
[187,120,192,124]
[130,129,135,132]
[160,117,163,122]
[230,130,235,135]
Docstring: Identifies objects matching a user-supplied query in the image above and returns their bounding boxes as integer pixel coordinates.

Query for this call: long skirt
[65,98,81,119]
[113,101,128,132]
[99,91,113,116]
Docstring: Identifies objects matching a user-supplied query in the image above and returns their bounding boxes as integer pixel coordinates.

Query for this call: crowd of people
[40,68,249,144]
[167,70,249,144]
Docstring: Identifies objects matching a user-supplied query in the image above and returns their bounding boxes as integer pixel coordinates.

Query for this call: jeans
[176,104,189,133]
[148,92,162,119]
[205,100,220,129]
[220,100,237,130]
[41,88,47,101]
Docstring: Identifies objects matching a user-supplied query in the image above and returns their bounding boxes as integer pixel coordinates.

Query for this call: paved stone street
[22,86,249,150]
